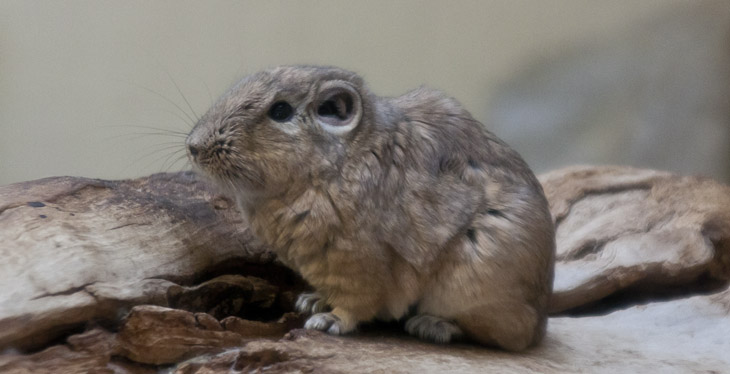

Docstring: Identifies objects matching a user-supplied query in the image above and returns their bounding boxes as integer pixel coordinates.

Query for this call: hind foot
[405,314,464,344]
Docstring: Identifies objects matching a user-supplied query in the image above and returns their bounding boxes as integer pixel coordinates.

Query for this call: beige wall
[0,0,689,185]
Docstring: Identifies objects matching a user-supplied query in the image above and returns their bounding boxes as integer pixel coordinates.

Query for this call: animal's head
[186,66,372,199]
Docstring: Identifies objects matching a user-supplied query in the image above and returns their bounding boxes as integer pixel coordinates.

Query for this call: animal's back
[386,87,555,349]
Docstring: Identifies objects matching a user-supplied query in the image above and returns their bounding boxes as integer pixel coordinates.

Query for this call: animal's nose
[186,134,204,158]
[186,125,213,160]
[187,143,200,157]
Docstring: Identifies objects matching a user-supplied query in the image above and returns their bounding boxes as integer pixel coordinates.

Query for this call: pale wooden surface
[543,166,730,312]
[1,166,729,373]
[0,172,277,351]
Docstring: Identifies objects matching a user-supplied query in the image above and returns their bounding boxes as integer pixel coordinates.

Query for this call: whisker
[138,147,186,175]
[120,143,185,173]
[165,70,200,126]
[99,124,189,137]
[95,123,189,147]
[164,153,191,172]
[160,147,188,171]
[148,107,199,128]
[126,81,197,126]
[103,133,187,143]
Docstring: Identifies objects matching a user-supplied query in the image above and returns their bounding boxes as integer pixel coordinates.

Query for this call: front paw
[295,292,330,314]
[304,312,348,335]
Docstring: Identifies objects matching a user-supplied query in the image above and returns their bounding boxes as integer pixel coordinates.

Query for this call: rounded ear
[313,80,362,135]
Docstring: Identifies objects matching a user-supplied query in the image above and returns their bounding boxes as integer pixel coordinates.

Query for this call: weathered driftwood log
[0,172,302,352]
[0,166,729,373]
[544,166,730,313]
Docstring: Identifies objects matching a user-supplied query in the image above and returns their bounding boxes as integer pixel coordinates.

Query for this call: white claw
[304,312,343,335]
[405,314,463,344]
[296,292,329,314]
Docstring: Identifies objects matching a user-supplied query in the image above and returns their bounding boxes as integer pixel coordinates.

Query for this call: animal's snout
[187,142,200,158]
[185,130,206,160]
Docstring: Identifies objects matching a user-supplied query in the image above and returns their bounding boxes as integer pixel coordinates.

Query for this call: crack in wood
[29,284,95,301]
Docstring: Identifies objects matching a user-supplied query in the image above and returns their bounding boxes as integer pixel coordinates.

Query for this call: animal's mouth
[186,134,245,185]
[189,151,267,195]
[186,122,268,197]
[187,137,233,161]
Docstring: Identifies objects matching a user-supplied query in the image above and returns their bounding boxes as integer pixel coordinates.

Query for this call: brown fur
[186,65,555,350]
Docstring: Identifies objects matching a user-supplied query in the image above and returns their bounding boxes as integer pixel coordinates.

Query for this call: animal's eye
[268,101,294,122]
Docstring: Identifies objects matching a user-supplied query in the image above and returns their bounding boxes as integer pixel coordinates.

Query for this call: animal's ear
[313,80,362,135]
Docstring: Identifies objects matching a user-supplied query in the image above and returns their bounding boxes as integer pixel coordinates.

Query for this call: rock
[66,328,120,357]
[541,166,730,313]
[0,346,115,374]
[170,284,730,373]
[0,172,299,351]
[545,285,730,372]
[221,312,305,338]
[115,306,245,365]
[113,306,305,365]
[1,166,729,372]
[0,308,307,373]
[167,274,280,321]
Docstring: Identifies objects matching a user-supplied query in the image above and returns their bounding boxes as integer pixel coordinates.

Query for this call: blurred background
[1,0,728,186]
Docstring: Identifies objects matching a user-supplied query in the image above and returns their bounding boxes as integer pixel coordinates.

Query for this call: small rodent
[186,65,555,351]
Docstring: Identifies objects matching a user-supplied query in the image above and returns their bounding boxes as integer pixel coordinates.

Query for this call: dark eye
[268,101,294,122]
